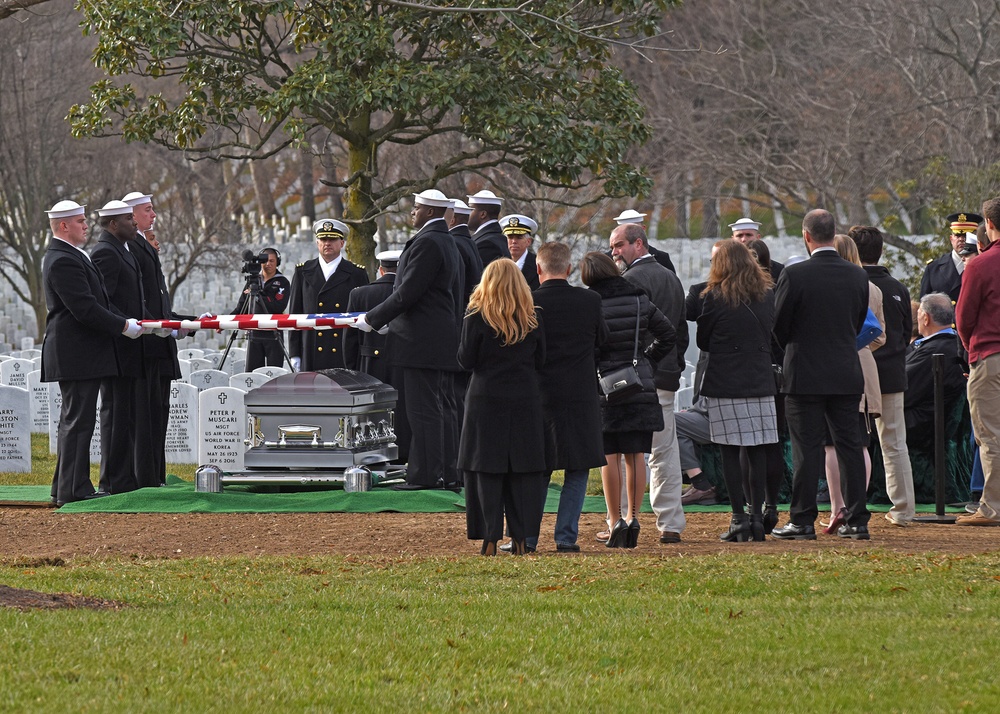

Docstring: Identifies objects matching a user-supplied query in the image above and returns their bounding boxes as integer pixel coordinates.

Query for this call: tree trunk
[250,159,277,221]
[343,131,378,277]
[300,149,315,223]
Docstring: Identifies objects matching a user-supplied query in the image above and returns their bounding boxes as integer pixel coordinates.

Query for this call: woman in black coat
[696,240,778,542]
[581,252,675,549]
[458,259,547,556]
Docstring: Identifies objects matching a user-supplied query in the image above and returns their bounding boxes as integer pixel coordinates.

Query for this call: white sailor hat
[121,191,153,207]
[46,200,86,219]
[729,217,762,232]
[959,232,980,256]
[450,198,472,215]
[413,189,453,208]
[313,218,348,239]
[501,214,538,237]
[467,189,503,207]
[376,249,403,264]
[98,200,133,217]
[613,209,646,225]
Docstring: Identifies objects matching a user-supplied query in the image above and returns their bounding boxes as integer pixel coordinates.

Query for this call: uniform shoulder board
[925,258,933,265]
[296,261,305,268]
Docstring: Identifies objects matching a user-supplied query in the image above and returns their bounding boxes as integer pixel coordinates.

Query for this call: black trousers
[785,393,870,527]
[134,362,171,488]
[98,376,139,494]
[51,378,102,504]
[246,333,285,372]
[465,471,548,542]
[400,367,459,486]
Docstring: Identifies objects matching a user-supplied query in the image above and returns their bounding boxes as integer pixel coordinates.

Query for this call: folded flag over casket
[140,313,363,331]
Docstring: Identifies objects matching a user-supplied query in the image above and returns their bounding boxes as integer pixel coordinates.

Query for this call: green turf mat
[0,485,52,503]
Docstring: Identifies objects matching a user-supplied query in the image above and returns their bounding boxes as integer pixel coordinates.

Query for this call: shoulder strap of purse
[631,295,641,366]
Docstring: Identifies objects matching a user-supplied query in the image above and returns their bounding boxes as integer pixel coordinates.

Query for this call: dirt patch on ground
[0,583,126,611]
[1,509,997,562]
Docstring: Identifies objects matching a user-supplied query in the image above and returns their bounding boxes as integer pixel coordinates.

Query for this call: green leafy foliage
[69,0,672,265]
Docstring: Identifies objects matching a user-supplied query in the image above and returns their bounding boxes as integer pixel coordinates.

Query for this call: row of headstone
[0,384,31,472]
[1,357,40,388]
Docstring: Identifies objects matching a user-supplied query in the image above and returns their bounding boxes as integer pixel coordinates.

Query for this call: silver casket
[243,369,398,470]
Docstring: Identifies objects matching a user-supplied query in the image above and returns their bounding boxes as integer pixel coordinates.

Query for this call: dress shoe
[556,543,581,552]
[884,513,910,527]
[750,514,765,542]
[770,522,817,540]
[606,518,629,548]
[836,524,871,540]
[659,530,681,544]
[481,541,498,556]
[965,502,981,514]
[86,490,110,499]
[499,541,536,553]
[681,486,717,506]
[392,483,435,491]
[822,507,849,535]
[956,511,1000,526]
[442,482,463,493]
[720,513,751,542]
[762,505,779,534]
[624,518,640,548]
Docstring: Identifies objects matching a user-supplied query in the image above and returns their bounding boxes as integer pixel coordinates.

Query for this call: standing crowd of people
[39,185,1000,550]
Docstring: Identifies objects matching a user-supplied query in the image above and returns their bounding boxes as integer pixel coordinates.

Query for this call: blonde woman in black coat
[697,241,778,542]
[458,259,547,556]
[581,252,676,549]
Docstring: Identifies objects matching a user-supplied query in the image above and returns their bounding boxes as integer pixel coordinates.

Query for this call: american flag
[140,313,363,331]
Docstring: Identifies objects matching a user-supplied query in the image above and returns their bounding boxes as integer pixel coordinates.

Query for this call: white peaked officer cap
[729,217,762,232]
[376,249,403,264]
[121,192,153,206]
[467,189,503,207]
[46,200,86,219]
[613,209,646,225]
[450,198,472,215]
[501,214,538,236]
[313,218,349,239]
[413,189,454,208]
[98,200,133,217]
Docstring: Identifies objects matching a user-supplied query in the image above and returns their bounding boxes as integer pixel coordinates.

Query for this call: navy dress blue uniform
[521,251,540,291]
[41,238,125,505]
[288,257,368,370]
[773,247,871,531]
[449,223,484,307]
[91,229,146,494]
[472,222,510,267]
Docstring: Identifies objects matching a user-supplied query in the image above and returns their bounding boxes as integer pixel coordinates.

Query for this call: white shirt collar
[514,251,528,270]
[474,219,499,235]
[319,253,343,281]
[810,246,838,255]
[952,250,964,275]
[53,236,92,261]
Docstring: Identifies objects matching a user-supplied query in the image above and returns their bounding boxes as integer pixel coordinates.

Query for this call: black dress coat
[365,218,464,371]
[865,264,912,394]
[457,311,546,473]
[130,235,182,380]
[622,256,687,391]
[449,224,484,307]
[773,250,869,395]
[520,251,540,291]
[532,279,608,471]
[589,277,676,434]
[696,290,777,398]
[343,273,395,383]
[473,221,510,267]
[920,253,962,302]
[40,239,124,383]
[288,256,369,370]
[903,330,967,440]
[90,231,146,378]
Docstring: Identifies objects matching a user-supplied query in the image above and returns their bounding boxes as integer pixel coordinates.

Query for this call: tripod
[218,272,294,373]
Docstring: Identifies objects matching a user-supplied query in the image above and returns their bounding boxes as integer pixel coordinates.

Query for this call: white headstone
[177,358,193,380]
[19,348,41,359]
[221,358,245,376]
[178,348,205,361]
[20,337,35,351]
[0,358,30,388]
[230,372,269,391]
[165,381,199,464]
[89,393,102,464]
[197,387,247,472]
[0,385,31,472]
[188,357,213,372]
[253,366,290,379]
[189,369,229,392]
[230,347,247,361]
[47,381,61,455]
[27,370,48,433]
[201,352,224,370]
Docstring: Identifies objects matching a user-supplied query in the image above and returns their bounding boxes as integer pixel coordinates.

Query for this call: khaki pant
[649,389,686,534]
[876,392,916,521]
[968,354,1000,519]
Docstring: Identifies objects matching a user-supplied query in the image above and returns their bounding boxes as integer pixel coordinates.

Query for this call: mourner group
[39,186,1000,554]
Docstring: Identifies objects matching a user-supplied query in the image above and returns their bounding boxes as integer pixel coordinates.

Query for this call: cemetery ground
[1,437,999,710]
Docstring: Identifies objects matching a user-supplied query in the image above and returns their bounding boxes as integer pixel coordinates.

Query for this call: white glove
[352,315,374,333]
[198,311,215,319]
[290,357,301,372]
[122,318,144,339]
[376,323,389,335]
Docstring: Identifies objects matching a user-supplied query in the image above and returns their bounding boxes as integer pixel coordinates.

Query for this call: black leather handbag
[598,297,643,403]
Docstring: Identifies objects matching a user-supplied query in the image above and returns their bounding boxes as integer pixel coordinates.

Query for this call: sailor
[501,214,540,290]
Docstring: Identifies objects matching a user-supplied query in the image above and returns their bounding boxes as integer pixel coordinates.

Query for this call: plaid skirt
[706,396,778,446]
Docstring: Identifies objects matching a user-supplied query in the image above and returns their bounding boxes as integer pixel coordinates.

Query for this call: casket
[242,369,398,469]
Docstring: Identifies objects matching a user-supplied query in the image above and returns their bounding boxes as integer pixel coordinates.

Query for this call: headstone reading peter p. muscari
[197,387,247,471]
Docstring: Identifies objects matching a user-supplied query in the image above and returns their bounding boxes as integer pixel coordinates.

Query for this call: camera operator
[234,247,291,370]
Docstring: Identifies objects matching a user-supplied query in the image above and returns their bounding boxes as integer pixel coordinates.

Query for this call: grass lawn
[1,552,999,711]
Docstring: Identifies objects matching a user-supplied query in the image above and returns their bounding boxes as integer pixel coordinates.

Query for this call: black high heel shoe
[625,518,640,548]
[719,513,751,542]
[763,505,779,534]
[510,539,528,556]
[606,518,628,548]
[750,514,765,542]
[481,540,498,556]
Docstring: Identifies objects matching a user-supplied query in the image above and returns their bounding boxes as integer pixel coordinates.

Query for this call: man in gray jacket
[610,223,688,543]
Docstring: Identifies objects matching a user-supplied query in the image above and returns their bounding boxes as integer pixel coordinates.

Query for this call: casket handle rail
[277,424,322,447]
